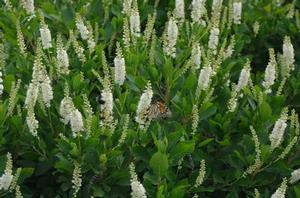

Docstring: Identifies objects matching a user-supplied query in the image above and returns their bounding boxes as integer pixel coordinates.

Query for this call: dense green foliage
[0,0,300,197]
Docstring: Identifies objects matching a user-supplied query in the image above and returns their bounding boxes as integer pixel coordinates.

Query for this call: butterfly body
[147,101,172,120]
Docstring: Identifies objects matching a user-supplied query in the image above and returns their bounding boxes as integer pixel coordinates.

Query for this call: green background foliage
[0,0,300,197]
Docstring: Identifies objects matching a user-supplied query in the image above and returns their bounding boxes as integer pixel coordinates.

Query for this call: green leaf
[259,102,272,121]
[170,141,195,163]
[150,152,169,177]
[199,138,214,147]
[19,168,34,183]
[72,73,83,90]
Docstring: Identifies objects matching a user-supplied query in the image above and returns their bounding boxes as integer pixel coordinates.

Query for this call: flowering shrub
[0,0,300,197]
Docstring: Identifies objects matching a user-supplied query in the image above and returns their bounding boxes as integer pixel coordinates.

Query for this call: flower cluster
[114,42,126,85]
[269,108,288,150]
[262,48,277,93]
[72,163,82,197]
[0,153,13,191]
[59,86,84,137]
[191,0,207,25]
[194,160,206,188]
[163,16,178,58]
[129,163,147,198]
[39,16,52,49]
[271,178,287,198]
[135,82,153,128]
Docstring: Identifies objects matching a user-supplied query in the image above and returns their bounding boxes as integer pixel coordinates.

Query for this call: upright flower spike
[39,15,52,49]
[130,0,141,37]
[0,153,13,191]
[236,61,251,92]
[86,21,96,53]
[227,83,238,112]
[122,0,133,16]
[191,43,201,69]
[70,109,84,137]
[253,21,260,37]
[262,48,277,93]
[191,104,199,135]
[196,64,213,98]
[143,12,157,45]
[129,163,147,198]
[59,95,74,125]
[194,160,206,188]
[16,19,27,56]
[123,17,131,51]
[233,1,242,24]
[0,70,3,96]
[175,0,185,22]
[56,34,70,75]
[26,105,39,136]
[40,75,53,107]
[281,36,295,77]
[21,0,34,15]
[271,178,287,198]
[69,30,86,63]
[82,94,94,136]
[269,108,288,150]
[243,126,262,176]
[191,0,207,25]
[208,27,220,55]
[135,81,153,128]
[4,0,12,10]
[7,79,21,116]
[163,16,178,58]
[100,87,114,128]
[72,163,82,197]
[27,41,53,108]
[224,35,235,59]
[118,114,130,146]
[211,0,223,25]
[75,13,89,40]
[114,42,126,85]
[290,169,300,184]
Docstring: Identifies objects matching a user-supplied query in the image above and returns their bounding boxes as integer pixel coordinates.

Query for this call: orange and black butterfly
[147,101,172,120]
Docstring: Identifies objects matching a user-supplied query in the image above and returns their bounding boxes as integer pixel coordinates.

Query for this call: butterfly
[147,101,172,120]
